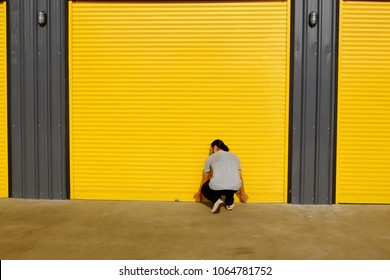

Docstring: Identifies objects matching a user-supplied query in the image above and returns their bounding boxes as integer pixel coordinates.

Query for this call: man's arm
[236,170,248,203]
[193,171,211,202]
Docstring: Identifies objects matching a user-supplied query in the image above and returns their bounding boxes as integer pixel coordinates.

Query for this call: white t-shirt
[204,150,242,191]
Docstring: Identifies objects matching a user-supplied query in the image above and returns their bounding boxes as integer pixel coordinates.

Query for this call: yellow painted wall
[337,0,390,203]
[0,1,8,198]
[69,1,290,202]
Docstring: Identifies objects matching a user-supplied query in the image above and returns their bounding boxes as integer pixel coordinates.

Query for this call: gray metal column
[289,0,337,204]
[8,0,68,199]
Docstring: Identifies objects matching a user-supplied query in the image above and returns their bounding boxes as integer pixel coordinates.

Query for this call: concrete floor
[0,198,389,260]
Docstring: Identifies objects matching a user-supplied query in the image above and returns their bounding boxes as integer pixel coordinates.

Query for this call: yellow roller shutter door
[337,1,390,203]
[69,1,290,202]
[0,1,8,198]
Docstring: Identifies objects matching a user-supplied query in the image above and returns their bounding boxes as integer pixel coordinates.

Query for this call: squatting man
[194,139,249,213]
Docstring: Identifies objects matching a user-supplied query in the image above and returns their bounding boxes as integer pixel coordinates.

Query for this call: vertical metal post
[8,0,68,199]
[289,0,337,204]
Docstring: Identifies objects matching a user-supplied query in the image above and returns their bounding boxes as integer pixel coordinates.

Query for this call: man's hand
[193,191,202,202]
[239,193,249,203]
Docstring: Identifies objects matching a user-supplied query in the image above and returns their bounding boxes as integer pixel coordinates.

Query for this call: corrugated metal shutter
[69,1,290,202]
[0,1,8,198]
[337,0,390,203]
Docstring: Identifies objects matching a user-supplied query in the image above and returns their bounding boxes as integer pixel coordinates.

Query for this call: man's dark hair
[211,139,229,151]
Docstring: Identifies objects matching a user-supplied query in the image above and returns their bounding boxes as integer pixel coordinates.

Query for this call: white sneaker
[226,203,235,211]
[211,199,224,213]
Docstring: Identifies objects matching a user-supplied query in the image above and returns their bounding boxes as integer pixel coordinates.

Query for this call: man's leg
[223,190,237,206]
[201,181,225,213]
[201,180,221,203]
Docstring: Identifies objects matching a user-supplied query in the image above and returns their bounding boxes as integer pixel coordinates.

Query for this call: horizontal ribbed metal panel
[69,0,290,202]
[337,0,390,203]
[0,1,8,198]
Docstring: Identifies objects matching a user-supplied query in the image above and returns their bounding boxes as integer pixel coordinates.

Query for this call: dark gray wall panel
[8,0,68,199]
[290,0,337,204]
